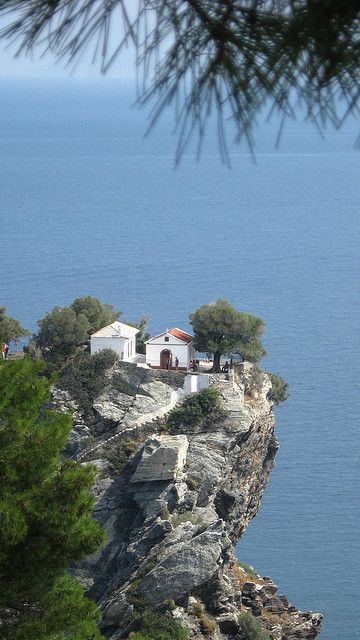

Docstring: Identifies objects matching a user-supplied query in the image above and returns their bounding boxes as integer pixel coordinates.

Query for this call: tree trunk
[213,351,221,372]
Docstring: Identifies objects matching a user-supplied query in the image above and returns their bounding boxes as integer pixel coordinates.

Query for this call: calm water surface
[1,78,359,640]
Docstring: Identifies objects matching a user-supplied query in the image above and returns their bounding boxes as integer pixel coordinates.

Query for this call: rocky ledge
[54,361,322,640]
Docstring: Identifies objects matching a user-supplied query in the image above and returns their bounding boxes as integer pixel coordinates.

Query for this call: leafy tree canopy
[71,296,120,334]
[190,299,265,371]
[0,358,105,639]
[0,306,29,344]
[35,306,90,365]
[35,296,119,365]
[0,1,359,161]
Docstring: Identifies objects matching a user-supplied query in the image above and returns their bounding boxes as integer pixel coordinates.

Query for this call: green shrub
[191,601,216,635]
[126,584,187,640]
[267,372,289,405]
[159,599,176,612]
[239,612,271,640]
[185,477,199,491]
[159,505,171,520]
[137,555,158,579]
[166,388,225,431]
[237,561,258,580]
[58,348,117,414]
[130,606,188,640]
[123,440,139,456]
[104,439,140,473]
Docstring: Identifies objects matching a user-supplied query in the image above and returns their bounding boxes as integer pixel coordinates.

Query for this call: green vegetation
[185,476,199,491]
[58,348,118,414]
[159,505,171,520]
[0,306,29,344]
[166,388,225,431]
[126,583,187,640]
[35,306,90,365]
[267,373,289,405]
[70,295,120,334]
[3,1,360,165]
[34,296,119,365]
[191,601,217,635]
[0,358,105,639]
[237,561,259,581]
[190,300,265,372]
[128,603,188,640]
[103,438,139,473]
[239,612,271,640]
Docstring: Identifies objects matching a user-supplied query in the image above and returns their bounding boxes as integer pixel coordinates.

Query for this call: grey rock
[130,435,188,484]
[139,521,229,604]
[94,388,133,423]
[61,361,323,640]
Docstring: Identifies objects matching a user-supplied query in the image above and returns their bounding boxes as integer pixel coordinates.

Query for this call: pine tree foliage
[267,371,289,405]
[0,1,359,160]
[0,358,105,639]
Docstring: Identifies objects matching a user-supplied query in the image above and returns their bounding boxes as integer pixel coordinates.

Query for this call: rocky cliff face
[54,362,322,640]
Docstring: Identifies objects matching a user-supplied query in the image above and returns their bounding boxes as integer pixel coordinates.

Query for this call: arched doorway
[160,349,172,370]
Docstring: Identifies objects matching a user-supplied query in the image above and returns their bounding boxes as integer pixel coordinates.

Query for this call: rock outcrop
[55,361,322,640]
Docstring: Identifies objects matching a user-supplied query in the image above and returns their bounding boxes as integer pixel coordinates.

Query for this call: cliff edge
[54,362,322,640]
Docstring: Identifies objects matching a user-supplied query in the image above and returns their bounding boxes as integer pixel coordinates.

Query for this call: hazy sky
[0,21,136,79]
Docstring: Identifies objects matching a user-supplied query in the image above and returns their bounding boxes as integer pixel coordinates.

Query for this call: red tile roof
[149,327,194,344]
[168,328,193,343]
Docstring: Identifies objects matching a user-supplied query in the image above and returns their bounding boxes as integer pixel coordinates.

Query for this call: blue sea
[1,78,359,639]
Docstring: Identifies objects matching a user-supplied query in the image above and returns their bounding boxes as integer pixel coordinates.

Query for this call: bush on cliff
[0,358,105,639]
[58,348,118,414]
[267,372,289,405]
[239,612,271,640]
[166,388,225,431]
[129,606,188,640]
[126,583,187,640]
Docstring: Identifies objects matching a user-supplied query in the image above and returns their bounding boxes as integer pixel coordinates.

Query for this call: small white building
[90,321,139,361]
[146,328,195,370]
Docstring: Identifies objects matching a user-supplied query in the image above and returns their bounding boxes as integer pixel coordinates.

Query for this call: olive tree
[70,296,120,333]
[34,296,120,365]
[0,306,29,344]
[190,299,265,372]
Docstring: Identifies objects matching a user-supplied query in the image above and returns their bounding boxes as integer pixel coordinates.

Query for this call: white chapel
[90,321,139,361]
[145,328,195,370]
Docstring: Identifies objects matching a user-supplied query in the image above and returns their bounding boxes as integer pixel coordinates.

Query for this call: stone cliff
[53,362,322,640]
